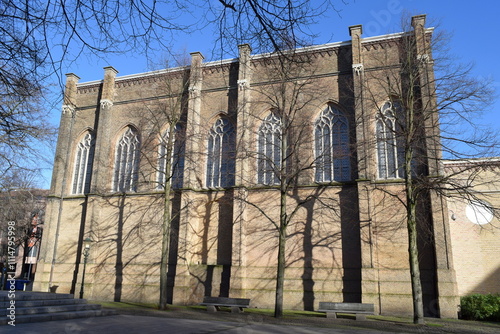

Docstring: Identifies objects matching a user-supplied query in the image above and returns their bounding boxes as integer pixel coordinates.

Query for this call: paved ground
[3,304,500,334]
[3,314,390,334]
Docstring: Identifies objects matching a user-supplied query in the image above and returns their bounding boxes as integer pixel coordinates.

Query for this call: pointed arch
[376,100,405,179]
[71,131,95,194]
[206,117,235,188]
[157,123,184,189]
[314,103,350,182]
[258,111,283,185]
[113,126,140,192]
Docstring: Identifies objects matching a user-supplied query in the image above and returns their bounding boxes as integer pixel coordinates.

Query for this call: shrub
[460,294,500,321]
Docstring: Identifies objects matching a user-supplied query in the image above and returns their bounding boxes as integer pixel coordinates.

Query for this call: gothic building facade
[35,15,464,318]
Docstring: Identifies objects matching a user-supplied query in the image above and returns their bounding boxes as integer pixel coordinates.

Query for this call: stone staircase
[0,291,114,325]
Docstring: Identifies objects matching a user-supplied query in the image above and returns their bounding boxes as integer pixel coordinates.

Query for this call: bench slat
[318,302,374,320]
[202,296,250,306]
[201,303,248,308]
[318,309,373,314]
[318,302,374,313]
[200,296,251,313]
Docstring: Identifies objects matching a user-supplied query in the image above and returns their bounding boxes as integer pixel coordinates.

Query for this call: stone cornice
[74,29,434,89]
[115,70,186,89]
[202,62,234,75]
[77,84,101,94]
[362,39,399,51]
[443,158,500,169]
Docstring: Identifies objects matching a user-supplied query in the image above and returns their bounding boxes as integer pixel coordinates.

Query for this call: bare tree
[139,58,191,310]
[0,172,47,282]
[210,0,342,54]
[1,0,190,186]
[360,14,498,324]
[1,0,345,189]
[2,0,342,90]
[237,50,344,318]
[0,79,56,186]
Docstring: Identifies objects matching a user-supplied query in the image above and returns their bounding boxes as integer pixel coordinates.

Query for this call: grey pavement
[1,314,392,334]
[2,305,500,334]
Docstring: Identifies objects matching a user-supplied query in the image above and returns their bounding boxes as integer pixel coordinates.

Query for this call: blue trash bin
[15,280,30,290]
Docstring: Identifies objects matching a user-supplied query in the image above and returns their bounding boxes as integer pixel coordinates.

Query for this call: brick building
[33,14,494,318]
[0,189,47,287]
[444,159,500,299]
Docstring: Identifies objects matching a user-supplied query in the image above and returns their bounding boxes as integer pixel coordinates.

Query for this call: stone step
[0,291,74,301]
[0,309,107,325]
[0,302,101,316]
[0,291,114,326]
[0,297,87,308]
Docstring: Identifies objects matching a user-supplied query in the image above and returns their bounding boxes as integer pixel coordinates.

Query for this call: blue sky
[68,0,500,86]
[42,0,500,187]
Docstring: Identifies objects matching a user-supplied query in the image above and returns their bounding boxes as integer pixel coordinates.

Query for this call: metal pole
[79,246,89,299]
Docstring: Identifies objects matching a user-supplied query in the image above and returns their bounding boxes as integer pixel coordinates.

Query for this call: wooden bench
[200,296,251,313]
[318,302,374,320]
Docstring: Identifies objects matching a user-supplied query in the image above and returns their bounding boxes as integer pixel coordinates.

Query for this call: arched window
[258,112,282,185]
[113,127,140,192]
[314,104,350,182]
[206,118,235,188]
[158,123,184,189]
[376,101,405,179]
[72,132,94,194]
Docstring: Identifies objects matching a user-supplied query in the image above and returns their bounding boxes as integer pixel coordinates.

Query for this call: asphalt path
[2,314,391,334]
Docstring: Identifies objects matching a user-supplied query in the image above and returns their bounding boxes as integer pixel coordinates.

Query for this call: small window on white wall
[72,132,94,194]
[113,127,140,192]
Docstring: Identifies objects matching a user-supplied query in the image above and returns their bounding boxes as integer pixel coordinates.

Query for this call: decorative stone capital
[237,79,249,91]
[62,105,75,115]
[188,86,199,98]
[417,54,430,63]
[352,63,364,75]
[100,99,113,109]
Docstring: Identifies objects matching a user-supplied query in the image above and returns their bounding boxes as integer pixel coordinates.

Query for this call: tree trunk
[405,145,425,324]
[159,123,175,310]
[274,189,287,318]
[407,199,425,324]
[159,186,171,310]
[274,115,289,319]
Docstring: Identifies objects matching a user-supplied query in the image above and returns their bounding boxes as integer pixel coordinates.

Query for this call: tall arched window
[72,132,94,194]
[158,123,184,189]
[113,127,140,192]
[314,104,350,182]
[258,112,282,185]
[376,101,405,179]
[206,118,235,188]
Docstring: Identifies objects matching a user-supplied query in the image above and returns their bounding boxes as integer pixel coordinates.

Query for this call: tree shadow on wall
[70,196,89,296]
[286,185,361,311]
[339,186,362,303]
[369,187,440,317]
[189,189,234,299]
[417,191,439,317]
[166,190,182,304]
[89,193,166,302]
[242,185,361,311]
